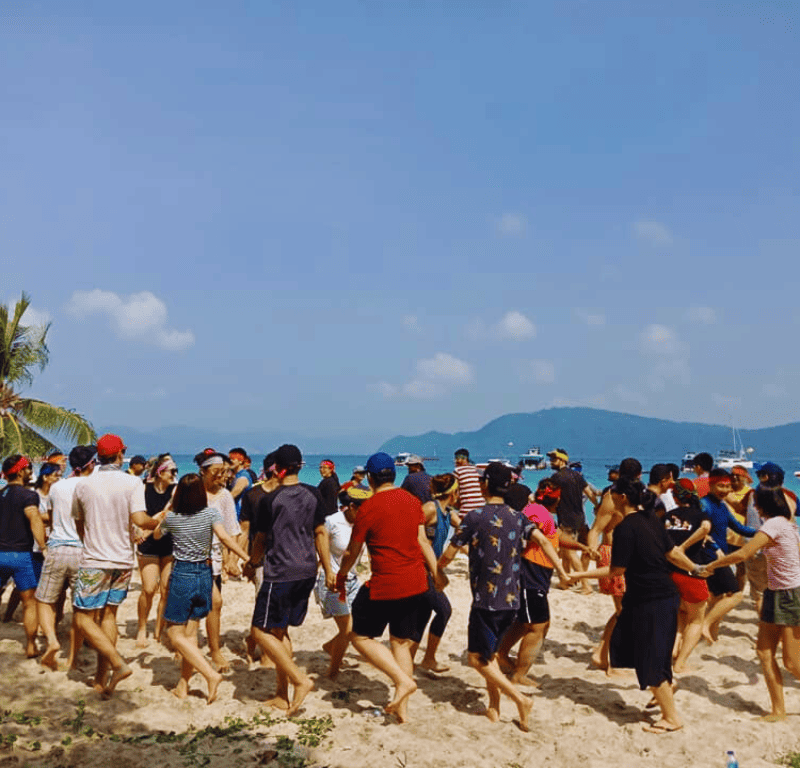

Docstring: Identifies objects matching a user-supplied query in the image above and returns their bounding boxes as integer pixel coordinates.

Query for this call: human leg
[419,588,451,673]
[251,626,313,715]
[511,621,549,687]
[350,634,416,722]
[756,621,785,719]
[136,556,160,647]
[703,591,744,643]
[673,599,707,673]
[206,579,229,671]
[155,557,173,642]
[326,614,352,679]
[168,620,223,704]
[20,588,39,657]
[468,653,533,731]
[643,680,683,733]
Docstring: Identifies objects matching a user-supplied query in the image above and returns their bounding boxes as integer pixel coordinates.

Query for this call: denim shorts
[163,560,213,624]
[0,551,38,592]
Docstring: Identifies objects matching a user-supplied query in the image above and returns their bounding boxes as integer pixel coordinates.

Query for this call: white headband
[201,456,224,468]
[157,460,177,474]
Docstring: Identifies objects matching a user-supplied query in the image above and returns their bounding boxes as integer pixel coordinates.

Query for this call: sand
[2,559,800,768]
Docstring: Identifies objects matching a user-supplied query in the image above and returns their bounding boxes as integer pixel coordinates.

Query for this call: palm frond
[0,414,56,457]
[0,292,50,387]
[19,399,96,446]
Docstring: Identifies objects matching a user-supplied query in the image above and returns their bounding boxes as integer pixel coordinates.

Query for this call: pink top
[760,516,800,591]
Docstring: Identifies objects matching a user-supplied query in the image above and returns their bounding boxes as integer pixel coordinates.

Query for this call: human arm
[676,519,712,553]
[583,484,599,507]
[24,504,47,551]
[212,521,250,563]
[230,476,249,501]
[436,542,459,590]
[421,500,437,528]
[315,524,335,591]
[336,538,365,592]
[418,524,438,581]
[665,546,703,573]
[725,504,758,538]
[530,528,570,585]
[558,530,600,561]
[702,531,770,573]
[587,492,614,551]
[242,531,267,580]
[71,492,85,543]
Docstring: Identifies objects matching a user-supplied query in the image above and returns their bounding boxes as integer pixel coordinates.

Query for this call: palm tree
[1,292,96,457]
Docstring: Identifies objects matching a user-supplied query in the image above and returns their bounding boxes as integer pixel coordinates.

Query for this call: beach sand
[2,559,799,768]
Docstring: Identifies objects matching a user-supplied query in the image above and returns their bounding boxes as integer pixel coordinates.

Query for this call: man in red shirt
[337,452,438,723]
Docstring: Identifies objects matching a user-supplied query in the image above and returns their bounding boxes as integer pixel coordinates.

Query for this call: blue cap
[756,461,784,485]
[366,452,395,474]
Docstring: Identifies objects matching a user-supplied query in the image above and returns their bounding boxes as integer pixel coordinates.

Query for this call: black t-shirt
[550,468,588,529]
[0,485,40,552]
[663,505,711,567]
[139,483,175,556]
[611,511,678,606]
[504,483,532,512]
[240,483,269,543]
[255,483,326,581]
[317,475,341,517]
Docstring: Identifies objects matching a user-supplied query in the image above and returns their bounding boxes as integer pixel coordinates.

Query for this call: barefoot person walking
[155,473,249,704]
[701,487,800,721]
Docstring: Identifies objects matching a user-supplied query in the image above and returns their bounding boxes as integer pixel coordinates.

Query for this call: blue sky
[2,0,798,446]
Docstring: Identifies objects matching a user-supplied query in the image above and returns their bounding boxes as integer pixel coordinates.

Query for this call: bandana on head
[3,456,30,478]
[672,478,699,504]
[201,455,224,468]
[320,460,335,470]
[229,451,246,462]
[157,459,177,475]
[535,486,561,504]
[433,478,459,499]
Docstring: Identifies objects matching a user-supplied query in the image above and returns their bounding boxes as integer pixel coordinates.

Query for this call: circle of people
[0,440,798,733]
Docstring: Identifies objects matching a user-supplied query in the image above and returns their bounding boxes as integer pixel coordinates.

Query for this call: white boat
[715,425,754,470]
[519,446,547,471]
[394,452,411,466]
[680,452,697,473]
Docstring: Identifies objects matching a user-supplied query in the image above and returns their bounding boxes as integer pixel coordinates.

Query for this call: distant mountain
[378,407,800,464]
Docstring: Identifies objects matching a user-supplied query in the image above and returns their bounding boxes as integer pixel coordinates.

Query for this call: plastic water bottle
[726,750,738,768]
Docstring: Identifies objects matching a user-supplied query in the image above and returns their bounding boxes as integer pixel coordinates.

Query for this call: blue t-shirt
[700,494,757,553]
[233,469,253,521]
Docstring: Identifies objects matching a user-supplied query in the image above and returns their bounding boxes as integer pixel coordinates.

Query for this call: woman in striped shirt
[155,473,249,704]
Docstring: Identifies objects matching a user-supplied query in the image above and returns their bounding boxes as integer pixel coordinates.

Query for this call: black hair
[368,468,396,487]
[431,473,457,499]
[483,462,512,497]
[229,447,249,460]
[262,451,277,479]
[98,453,118,466]
[709,468,731,482]
[694,452,714,472]
[172,473,209,516]
[34,463,60,489]
[666,463,680,481]
[535,478,561,510]
[193,450,227,468]
[611,478,657,514]
[754,487,791,519]
[649,463,672,485]
[619,457,642,480]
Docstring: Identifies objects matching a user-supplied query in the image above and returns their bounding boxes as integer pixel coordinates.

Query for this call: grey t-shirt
[255,483,326,582]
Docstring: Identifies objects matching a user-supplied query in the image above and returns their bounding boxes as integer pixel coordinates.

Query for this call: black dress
[137,484,175,558]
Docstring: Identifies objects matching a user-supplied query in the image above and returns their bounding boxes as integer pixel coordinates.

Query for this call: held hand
[435,571,450,592]
[242,561,255,580]
[587,548,601,562]
[325,571,337,592]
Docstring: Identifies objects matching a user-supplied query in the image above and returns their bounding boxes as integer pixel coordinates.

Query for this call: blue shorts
[467,607,517,663]
[163,560,213,624]
[0,551,38,592]
[252,577,315,631]
[315,570,360,619]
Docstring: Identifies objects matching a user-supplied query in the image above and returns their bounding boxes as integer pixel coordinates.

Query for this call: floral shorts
[72,567,132,610]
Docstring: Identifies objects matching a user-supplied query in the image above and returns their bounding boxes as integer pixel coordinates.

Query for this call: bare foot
[207,671,223,704]
[41,645,60,671]
[485,707,500,723]
[510,674,540,689]
[590,652,608,671]
[102,664,132,698]
[321,639,334,656]
[264,695,290,711]
[385,676,417,724]
[672,665,697,675]
[418,658,450,674]
[758,713,787,722]
[642,719,683,734]
[135,633,148,649]
[701,629,716,645]
[211,652,231,673]
[578,586,593,596]
[26,642,39,659]
[516,695,534,732]
[605,667,631,678]
[286,676,315,717]
[171,680,189,700]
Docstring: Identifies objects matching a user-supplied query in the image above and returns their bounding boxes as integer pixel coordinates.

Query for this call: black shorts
[351,585,428,642]
[517,588,550,625]
[707,565,740,596]
[251,577,315,631]
[467,607,516,663]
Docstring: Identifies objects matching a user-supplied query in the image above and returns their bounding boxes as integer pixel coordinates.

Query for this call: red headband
[320,460,335,469]
[535,486,561,504]
[229,451,246,462]
[3,456,30,478]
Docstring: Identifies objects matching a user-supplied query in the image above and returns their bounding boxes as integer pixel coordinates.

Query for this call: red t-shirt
[693,475,710,499]
[350,487,427,600]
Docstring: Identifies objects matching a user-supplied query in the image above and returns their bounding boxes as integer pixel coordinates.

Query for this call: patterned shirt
[450,503,535,611]
[160,507,223,562]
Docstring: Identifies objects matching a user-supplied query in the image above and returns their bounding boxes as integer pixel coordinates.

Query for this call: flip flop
[642,722,683,734]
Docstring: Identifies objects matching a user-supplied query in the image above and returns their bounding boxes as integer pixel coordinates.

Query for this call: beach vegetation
[0,292,95,456]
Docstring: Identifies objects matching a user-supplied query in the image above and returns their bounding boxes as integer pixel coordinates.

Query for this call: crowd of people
[1,437,799,732]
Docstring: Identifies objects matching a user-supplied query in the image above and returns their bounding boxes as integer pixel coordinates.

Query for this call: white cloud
[633,220,673,247]
[402,314,421,333]
[5,298,51,328]
[67,289,195,351]
[496,213,528,236]
[575,309,606,326]
[686,306,717,325]
[523,359,555,384]
[379,352,473,400]
[638,324,690,392]
[497,310,536,340]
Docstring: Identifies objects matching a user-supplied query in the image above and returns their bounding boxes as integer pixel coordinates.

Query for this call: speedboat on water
[394,452,411,466]
[519,446,547,471]
[680,452,697,473]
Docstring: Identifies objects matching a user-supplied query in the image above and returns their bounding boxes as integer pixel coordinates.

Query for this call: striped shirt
[160,507,223,562]
[454,464,484,517]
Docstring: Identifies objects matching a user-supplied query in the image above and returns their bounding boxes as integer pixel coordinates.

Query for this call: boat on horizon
[519,446,547,471]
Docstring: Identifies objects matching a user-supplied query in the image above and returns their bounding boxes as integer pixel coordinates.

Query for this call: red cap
[96,433,126,458]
